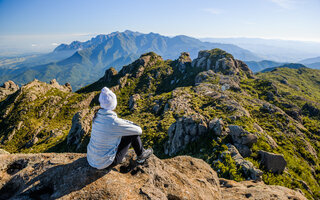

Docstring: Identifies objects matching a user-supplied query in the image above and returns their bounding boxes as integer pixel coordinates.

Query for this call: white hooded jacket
[87,87,142,169]
[87,109,142,169]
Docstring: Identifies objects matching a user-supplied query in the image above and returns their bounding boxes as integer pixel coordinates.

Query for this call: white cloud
[203,8,223,15]
[269,0,297,9]
[51,43,59,46]
[31,44,37,47]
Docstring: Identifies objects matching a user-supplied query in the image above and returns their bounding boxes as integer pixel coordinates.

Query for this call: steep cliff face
[0,49,320,199]
[0,152,306,200]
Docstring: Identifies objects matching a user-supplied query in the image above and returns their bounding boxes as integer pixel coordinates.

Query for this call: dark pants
[108,135,143,168]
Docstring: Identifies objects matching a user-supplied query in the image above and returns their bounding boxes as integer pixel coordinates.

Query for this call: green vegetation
[1,51,320,199]
[0,81,94,153]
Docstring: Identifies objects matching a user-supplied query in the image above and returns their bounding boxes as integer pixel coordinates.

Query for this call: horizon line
[1,31,320,44]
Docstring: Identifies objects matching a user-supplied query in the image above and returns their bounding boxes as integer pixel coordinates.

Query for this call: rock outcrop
[228,125,258,157]
[192,49,253,78]
[177,52,192,73]
[0,152,306,200]
[129,94,141,111]
[120,52,163,77]
[67,107,99,151]
[0,80,19,100]
[101,67,118,83]
[209,118,227,136]
[220,178,306,200]
[49,79,72,93]
[258,150,287,174]
[164,115,208,156]
[225,144,263,181]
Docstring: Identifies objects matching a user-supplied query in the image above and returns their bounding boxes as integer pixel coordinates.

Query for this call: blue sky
[0,0,319,53]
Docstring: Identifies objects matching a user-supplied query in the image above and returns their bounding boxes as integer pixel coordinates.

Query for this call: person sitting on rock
[87,87,153,170]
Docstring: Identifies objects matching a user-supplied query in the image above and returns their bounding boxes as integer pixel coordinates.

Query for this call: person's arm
[113,118,142,136]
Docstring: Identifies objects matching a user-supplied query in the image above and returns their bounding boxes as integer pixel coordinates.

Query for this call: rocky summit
[0,151,306,200]
[0,48,320,199]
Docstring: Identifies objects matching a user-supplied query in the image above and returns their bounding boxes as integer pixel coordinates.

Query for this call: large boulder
[258,150,287,174]
[164,115,208,156]
[228,125,258,146]
[0,152,306,200]
[228,125,258,157]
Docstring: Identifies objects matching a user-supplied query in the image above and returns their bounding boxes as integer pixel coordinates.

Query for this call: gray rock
[118,74,128,88]
[177,52,192,73]
[228,125,257,147]
[258,150,287,174]
[209,118,226,136]
[164,115,208,156]
[226,144,263,181]
[129,94,141,111]
[49,79,72,92]
[194,70,217,85]
[227,125,258,157]
[152,104,161,114]
[67,107,98,150]
[166,88,194,115]
[192,49,253,77]
[280,79,288,85]
[25,137,39,148]
[234,143,251,158]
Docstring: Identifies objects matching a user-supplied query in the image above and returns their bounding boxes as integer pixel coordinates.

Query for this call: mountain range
[0,31,260,90]
[299,56,320,69]
[201,37,320,62]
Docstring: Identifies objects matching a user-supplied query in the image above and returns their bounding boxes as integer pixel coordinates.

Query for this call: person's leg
[109,135,143,168]
[109,136,131,168]
[131,135,143,156]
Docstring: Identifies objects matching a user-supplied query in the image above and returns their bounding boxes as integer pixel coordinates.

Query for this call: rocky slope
[0,48,319,199]
[0,151,306,200]
[0,79,97,153]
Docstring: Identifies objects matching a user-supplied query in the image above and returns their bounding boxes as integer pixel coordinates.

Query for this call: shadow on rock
[1,157,109,200]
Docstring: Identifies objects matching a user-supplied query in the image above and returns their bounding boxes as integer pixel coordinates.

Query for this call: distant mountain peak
[2,31,261,90]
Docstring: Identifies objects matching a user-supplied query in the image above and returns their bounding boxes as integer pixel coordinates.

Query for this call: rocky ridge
[0,151,306,200]
[1,49,320,199]
[0,79,95,153]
